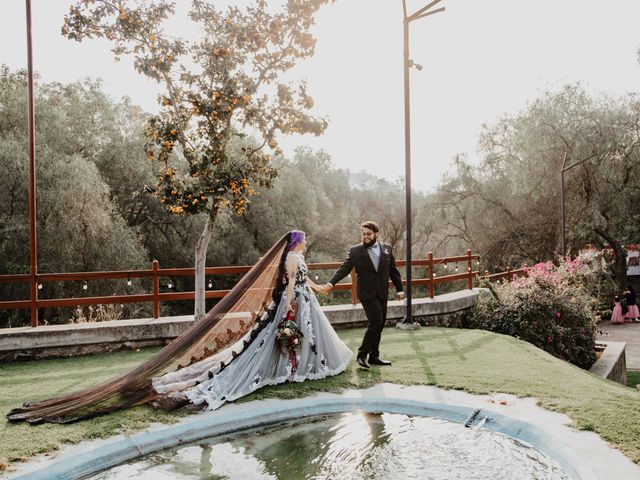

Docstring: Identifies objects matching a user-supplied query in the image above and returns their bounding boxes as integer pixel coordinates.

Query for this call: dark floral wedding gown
[152,252,353,410]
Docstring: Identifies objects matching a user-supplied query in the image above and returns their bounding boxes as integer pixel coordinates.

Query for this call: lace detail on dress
[294,261,307,286]
[287,252,310,301]
[287,252,307,283]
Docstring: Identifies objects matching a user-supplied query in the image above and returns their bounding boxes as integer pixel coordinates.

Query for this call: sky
[3,0,640,193]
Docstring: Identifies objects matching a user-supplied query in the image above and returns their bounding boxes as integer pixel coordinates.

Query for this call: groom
[324,221,404,369]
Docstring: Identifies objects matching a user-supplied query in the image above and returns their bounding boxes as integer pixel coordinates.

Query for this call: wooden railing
[0,250,527,327]
[482,266,528,283]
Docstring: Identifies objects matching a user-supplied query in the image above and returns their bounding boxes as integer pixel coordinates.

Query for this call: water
[90,413,569,479]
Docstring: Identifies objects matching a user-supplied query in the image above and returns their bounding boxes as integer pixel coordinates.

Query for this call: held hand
[396,292,405,301]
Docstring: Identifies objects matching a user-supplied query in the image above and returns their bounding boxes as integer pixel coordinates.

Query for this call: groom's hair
[361,221,379,233]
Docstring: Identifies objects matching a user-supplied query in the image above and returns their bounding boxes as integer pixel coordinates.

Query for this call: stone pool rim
[15,396,598,480]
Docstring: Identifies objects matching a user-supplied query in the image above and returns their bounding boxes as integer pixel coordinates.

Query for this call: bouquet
[276,305,304,372]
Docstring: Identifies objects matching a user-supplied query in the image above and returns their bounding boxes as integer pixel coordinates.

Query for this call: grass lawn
[1,327,639,472]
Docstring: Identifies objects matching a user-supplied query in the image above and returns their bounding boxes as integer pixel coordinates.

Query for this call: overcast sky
[3,0,640,192]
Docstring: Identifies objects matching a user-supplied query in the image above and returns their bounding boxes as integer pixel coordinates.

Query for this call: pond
[89,412,569,479]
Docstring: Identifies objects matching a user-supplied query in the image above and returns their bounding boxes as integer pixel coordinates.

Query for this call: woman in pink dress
[610,295,625,324]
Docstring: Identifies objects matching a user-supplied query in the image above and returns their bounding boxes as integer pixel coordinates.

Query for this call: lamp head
[409,59,423,71]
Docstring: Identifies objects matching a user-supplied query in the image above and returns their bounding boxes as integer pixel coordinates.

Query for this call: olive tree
[433,85,640,290]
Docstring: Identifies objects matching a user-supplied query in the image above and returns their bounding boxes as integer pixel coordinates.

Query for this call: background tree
[63,0,331,318]
[432,84,640,291]
[0,67,149,326]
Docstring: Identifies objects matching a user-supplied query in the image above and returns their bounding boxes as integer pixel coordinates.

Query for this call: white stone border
[12,384,640,480]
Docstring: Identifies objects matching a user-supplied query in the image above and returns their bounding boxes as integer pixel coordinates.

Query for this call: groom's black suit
[329,242,403,359]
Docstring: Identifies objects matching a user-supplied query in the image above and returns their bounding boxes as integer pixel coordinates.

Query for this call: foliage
[432,85,640,289]
[470,258,598,369]
[72,304,124,323]
[0,67,150,326]
[239,147,358,259]
[62,0,330,219]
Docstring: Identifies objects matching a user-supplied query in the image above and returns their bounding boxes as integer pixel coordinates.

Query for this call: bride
[8,231,353,423]
[153,230,352,411]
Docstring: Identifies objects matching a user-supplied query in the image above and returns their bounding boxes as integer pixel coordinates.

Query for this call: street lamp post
[398,0,445,329]
[560,151,597,258]
[25,0,39,327]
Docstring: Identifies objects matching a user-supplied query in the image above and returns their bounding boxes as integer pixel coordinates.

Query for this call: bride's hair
[287,230,305,251]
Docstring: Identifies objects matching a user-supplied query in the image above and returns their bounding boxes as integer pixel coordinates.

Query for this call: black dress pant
[359,297,387,359]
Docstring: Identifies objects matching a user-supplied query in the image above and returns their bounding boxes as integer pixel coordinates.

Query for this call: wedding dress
[8,233,351,424]
[152,251,352,410]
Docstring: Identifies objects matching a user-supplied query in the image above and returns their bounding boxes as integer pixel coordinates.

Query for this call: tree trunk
[194,213,216,321]
[594,226,627,291]
[592,221,627,292]
[589,194,627,291]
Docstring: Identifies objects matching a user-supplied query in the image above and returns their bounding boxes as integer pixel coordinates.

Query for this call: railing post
[30,274,38,327]
[428,251,434,299]
[467,249,473,290]
[351,268,357,305]
[507,266,512,282]
[152,260,159,319]
[523,263,528,278]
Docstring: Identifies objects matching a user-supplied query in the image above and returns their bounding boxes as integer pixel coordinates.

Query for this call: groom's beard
[362,237,377,248]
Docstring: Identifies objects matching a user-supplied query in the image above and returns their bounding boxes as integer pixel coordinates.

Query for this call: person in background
[624,285,639,322]
[610,295,625,325]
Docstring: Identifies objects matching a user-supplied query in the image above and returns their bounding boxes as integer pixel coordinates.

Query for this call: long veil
[7,233,291,424]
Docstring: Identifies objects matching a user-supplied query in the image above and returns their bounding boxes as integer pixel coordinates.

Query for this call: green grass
[1,327,639,472]
[628,370,640,389]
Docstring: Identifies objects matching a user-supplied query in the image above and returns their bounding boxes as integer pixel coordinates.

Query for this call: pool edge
[14,397,598,480]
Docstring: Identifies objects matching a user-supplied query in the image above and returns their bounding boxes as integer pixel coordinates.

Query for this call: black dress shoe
[356,356,370,369]
[368,357,392,366]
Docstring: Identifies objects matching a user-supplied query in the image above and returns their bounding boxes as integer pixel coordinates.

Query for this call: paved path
[597,320,640,370]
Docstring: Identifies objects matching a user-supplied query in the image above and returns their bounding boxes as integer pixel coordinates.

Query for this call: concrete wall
[589,341,627,385]
[0,290,480,361]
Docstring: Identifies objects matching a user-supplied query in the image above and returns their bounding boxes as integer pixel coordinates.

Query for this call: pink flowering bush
[470,258,598,369]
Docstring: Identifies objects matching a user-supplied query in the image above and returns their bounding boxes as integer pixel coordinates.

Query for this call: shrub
[71,304,124,323]
[469,259,598,369]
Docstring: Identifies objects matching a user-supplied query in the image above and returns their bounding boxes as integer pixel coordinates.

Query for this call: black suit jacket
[329,243,403,301]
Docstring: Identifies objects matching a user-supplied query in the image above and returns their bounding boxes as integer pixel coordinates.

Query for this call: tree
[433,85,640,290]
[63,0,331,318]
[433,152,560,269]
[0,67,149,326]
[272,148,356,259]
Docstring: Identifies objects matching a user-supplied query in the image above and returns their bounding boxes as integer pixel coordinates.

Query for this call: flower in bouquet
[276,306,304,371]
